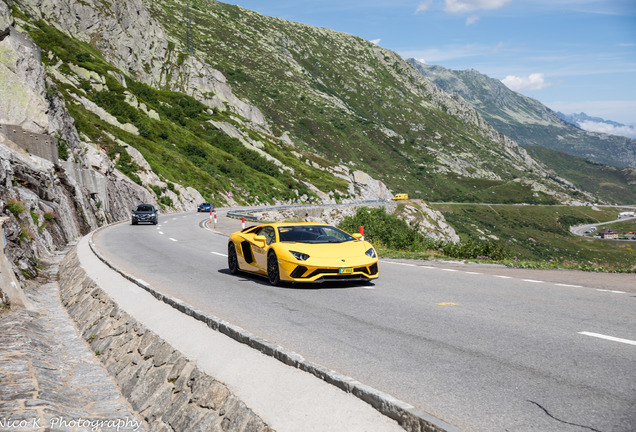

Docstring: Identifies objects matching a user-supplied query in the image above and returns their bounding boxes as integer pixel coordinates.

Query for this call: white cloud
[466,15,480,25]
[370,38,381,45]
[578,121,636,139]
[445,0,511,14]
[501,73,552,91]
[416,1,433,14]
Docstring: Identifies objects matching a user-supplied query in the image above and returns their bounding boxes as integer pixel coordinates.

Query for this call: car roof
[260,222,333,228]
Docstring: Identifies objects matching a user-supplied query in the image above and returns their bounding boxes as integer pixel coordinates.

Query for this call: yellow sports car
[227,222,379,285]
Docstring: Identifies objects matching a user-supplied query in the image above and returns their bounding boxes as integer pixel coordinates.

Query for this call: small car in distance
[227,222,379,285]
[131,204,158,225]
[197,202,214,212]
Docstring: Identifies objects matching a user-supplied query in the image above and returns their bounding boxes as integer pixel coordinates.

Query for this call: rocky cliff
[0,1,171,304]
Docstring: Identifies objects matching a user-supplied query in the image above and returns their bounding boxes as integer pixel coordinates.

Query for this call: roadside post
[242,217,245,229]
[359,226,364,241]
[214,210,217,229]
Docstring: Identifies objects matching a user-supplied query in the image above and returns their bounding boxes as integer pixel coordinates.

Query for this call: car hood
[280,240,375,262]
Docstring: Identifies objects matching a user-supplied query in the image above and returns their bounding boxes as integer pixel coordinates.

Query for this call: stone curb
[86,223,462,432]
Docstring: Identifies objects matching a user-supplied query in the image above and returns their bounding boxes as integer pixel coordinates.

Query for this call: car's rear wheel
[228,243,239,274]
[267,251,280,286]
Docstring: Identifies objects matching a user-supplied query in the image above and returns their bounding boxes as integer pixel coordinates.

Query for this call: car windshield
[136,205,154,212]
[278,225,355,244]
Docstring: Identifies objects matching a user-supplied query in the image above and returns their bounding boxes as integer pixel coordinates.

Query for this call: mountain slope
[4,0,593,205]
[409,61,636,169]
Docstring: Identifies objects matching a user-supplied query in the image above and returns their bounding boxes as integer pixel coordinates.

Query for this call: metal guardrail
[226,200,391,223]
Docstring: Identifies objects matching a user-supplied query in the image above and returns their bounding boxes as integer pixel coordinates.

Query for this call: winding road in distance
[92,209,636,432]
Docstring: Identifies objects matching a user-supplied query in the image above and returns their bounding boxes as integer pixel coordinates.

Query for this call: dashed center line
[579,332,636,346]
[596,289,626,294]
[169,238,178,242]
[212,252,227,257]
[522,279,543,283]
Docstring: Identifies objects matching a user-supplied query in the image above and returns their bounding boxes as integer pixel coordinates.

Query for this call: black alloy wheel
[267,251,281,286]
[228,243,239,274]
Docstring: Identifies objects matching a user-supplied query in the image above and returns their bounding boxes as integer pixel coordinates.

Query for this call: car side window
[261,227,276,245]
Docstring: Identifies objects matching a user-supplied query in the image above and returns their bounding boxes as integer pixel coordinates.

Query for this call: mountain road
[92,210,636,432]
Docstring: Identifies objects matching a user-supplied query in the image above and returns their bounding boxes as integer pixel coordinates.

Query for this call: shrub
[339,207,431,251]
[7,199,26,217]
[44,212,57,221]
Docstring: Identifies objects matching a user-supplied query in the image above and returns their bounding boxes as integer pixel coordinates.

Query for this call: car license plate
[339,267,353,274]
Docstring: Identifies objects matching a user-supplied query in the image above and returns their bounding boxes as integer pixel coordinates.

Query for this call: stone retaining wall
[0,124,58,164]
[58,246,274,432]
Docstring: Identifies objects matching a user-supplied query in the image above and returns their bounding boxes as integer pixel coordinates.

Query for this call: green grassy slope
[143,0,578,204]
[524,146,636,204]
[432,204,636,271]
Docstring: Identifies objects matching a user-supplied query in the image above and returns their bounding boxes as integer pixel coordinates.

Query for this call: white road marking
[169,238,178,242]
[381,261,416,267]
[212,252,228,257]
[374,260,611,293]
[159,231,164,235]
[579,332,636,346]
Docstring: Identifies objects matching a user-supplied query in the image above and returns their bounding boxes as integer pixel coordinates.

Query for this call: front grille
[306,268,340,278]
[305,265,376,279]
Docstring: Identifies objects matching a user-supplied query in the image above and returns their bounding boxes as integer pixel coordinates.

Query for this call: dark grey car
[132,204,158,225]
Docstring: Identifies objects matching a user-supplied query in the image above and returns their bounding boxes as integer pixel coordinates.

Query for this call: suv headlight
[365,248,376,258]
[290,251,310,261]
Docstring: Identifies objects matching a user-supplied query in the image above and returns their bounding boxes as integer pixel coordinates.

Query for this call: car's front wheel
[228,243,239,274]
[267,251,281,286]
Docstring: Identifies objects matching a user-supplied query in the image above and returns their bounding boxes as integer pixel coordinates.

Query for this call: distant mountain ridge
[408,60,636,168]
[557,112,636,140]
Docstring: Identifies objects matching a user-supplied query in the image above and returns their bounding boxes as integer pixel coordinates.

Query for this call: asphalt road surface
[93,210,636,432]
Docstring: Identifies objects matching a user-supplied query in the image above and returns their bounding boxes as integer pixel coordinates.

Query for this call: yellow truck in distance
[392,193,408,200]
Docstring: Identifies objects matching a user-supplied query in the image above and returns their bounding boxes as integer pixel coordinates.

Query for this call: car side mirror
[352,233,362,240]
[253,235,267,248]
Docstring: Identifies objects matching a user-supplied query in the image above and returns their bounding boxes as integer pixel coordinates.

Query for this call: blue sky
[225,0,636,133]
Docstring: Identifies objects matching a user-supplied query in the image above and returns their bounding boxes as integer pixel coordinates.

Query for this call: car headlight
[365,248,376,258]
[290,251,310,261]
